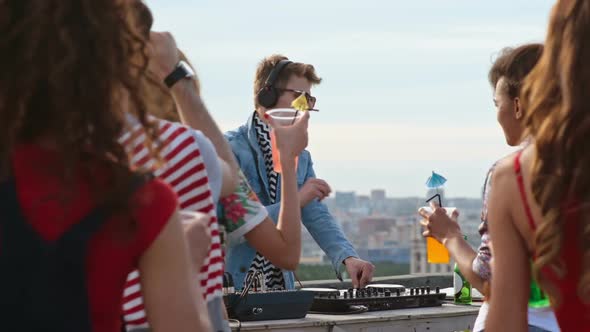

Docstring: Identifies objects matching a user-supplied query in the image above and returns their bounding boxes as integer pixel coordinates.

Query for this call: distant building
[410,213,453,274]
[335,191,356,210]
[356,195,371,211]
[300,228,326,264]
[394,217,416,247]
[370,189,386,201]
[359,216,396,232]
[356,247,410,264]
[354,216,412,264]
[321,188,481,275]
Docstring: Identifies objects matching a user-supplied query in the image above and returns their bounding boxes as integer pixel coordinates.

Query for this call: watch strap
[164,62,190,88]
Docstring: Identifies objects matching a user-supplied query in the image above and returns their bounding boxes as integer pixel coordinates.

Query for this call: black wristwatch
[164,60,195,88]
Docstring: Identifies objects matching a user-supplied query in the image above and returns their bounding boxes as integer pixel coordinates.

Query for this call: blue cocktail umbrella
[425,171,447,206]
[425,171,447,188]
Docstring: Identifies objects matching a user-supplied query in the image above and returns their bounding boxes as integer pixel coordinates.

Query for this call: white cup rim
[266,109,303,117]
[419,206,456,215]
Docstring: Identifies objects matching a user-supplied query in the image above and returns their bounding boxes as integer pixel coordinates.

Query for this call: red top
[11,144,177,332]
[514,151,590,331]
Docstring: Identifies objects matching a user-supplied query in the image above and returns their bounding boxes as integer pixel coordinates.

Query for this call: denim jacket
[223,113,358,290]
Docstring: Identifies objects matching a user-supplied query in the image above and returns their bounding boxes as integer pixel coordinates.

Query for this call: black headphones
[256,59,293,109]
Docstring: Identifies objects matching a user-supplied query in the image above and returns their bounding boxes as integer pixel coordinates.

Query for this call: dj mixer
[223,273,447,321]
[302,284,446,314]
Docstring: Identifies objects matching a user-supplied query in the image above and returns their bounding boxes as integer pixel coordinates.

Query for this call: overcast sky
[146,0,554,197]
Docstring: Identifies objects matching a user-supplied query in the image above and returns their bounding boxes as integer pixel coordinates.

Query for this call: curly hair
[0,1,162,225]
[521,0,590,304]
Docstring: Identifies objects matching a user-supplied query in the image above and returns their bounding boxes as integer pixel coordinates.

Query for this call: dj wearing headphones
[224,55,375,291]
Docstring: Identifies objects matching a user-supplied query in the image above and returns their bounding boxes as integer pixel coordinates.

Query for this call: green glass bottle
[529,262,550,308]
[454,236,472,305]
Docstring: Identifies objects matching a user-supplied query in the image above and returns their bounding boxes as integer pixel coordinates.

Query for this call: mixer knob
[410,288,414,296]
[436,286,440,294]
[427,286,431,294]
[344,292,348,299]
[421,288,426,295]
[396,289,401,296]
[385,290,391,297]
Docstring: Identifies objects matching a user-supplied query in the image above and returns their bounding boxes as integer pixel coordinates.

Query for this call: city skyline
[147,0,555,197]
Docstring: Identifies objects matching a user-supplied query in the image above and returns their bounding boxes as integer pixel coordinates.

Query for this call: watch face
[178,60,195,78]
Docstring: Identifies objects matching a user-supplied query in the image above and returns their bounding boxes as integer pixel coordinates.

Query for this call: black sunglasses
[278,88,317,109]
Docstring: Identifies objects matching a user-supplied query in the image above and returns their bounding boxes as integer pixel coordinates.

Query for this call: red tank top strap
[514,150,537,231]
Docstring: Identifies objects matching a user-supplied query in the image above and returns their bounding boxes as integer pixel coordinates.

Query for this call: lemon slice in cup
[291,93,308,111]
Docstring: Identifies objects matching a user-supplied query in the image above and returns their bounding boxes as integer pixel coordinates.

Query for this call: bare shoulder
[493,145,536,183]
[489,147,538,246]
[491,151,519,188]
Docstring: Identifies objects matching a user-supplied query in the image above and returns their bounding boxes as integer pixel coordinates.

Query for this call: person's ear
[514,97,523,120]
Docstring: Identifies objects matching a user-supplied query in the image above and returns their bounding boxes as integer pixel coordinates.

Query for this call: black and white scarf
[246,112,286,290]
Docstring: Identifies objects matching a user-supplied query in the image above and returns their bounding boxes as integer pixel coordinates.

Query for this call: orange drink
[266,109,303,173]
[427,237,450,263]
[420,207,456,264]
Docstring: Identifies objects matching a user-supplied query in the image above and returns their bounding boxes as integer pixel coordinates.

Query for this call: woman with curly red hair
[0,1,210,331]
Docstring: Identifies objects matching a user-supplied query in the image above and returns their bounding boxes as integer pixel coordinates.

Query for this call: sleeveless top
[514,150,590,331]
[0,144,177,332]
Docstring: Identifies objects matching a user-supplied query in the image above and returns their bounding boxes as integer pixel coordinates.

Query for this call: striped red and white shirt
[120,118,224,330]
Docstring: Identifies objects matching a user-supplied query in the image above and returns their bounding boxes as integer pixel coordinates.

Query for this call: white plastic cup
[265,109,305,173]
